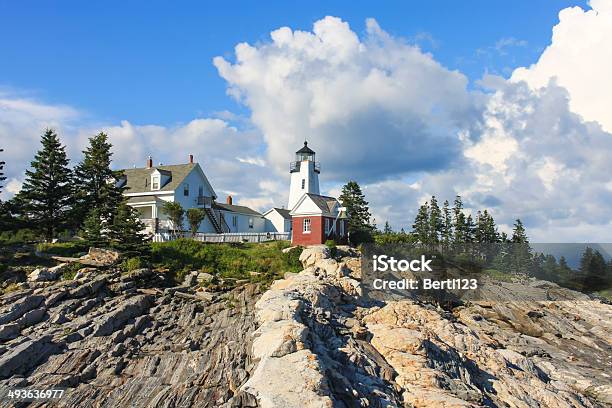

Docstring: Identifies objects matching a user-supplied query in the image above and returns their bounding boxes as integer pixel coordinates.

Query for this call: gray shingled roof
[272,208,292,219]
[305,193,339,213]
[214,202,262,216]
[121,164,196,194]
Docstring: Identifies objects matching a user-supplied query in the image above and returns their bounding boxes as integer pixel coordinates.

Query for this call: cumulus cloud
[512,0,612,132]
[214,16,479,182]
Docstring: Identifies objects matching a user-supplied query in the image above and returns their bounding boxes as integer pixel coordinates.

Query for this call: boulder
[299,246,330,268]
[85,247,120,266]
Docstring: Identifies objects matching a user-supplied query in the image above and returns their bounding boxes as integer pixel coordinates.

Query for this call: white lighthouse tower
[288,141,320,210]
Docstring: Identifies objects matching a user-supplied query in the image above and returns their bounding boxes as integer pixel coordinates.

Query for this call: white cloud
[214,16,478,182]
[512,0,612,132]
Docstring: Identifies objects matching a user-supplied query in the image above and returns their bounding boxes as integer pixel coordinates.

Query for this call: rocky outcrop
[0,267,262,407]
[236,248,611,408]
[0,246,610,408]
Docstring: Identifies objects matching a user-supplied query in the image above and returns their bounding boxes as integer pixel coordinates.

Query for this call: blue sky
[0,0,586,125]
[1,0,611,241]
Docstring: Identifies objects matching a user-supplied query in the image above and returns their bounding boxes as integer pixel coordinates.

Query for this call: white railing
[151,232,291,243]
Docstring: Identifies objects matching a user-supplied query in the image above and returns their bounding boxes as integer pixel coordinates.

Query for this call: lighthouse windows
[301,179,305,189]
[303,218,311,233]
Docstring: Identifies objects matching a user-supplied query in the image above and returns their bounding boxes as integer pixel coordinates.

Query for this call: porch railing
[152,232,291,243]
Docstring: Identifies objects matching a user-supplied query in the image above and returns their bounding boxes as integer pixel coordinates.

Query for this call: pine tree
[510,219,530,273]
[339,181,375,244]
[412,202,430,245]
[383,221,392,234]
[74,132,125,229]
[82,208,105,244]
[442,200,452,249]
[0,148,6,195]
[187,208,206,237]
[511,219,528,243]
[109,203,147,253]
[465,214,476,243]
[452,195,467,244]
[428,196,442,244]
[18,129,74,240]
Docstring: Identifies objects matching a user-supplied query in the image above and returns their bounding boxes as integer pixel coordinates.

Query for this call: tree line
[1,129,145,252]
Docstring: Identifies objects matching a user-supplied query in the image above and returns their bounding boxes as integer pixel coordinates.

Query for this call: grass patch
[151,239,301,286]
[36,241,90,258]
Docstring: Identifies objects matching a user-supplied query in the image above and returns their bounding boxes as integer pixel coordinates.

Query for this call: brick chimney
[146,156,153,168]
[189,154,194,164]
[226,195,233,205]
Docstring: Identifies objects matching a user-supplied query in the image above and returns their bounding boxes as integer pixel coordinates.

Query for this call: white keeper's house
[120,142,348,244]
[120,155,267,235]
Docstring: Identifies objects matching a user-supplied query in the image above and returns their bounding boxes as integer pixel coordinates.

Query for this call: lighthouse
[288,141,320,210]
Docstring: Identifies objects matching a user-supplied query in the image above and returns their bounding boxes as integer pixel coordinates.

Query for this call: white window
[232,215,238,227]
[249,217,254,229]
[301,179,305,189]
[183,183,189,196]
[152,176,160,190]
[303,218,311,233]
[324,218,330,234]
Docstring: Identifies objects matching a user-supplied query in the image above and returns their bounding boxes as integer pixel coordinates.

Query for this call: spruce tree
[442,200,452,249]
[18,129,74,240]
[109,203,147,253]
[74,132,125,229]
[452,196,467,244]
[428,196,442,244]
[511,219,528,243]
[339,181,374,244]
[383,221,392,234]
[0,148,6,195]
[82,208,105,244]
[412,202,430,245]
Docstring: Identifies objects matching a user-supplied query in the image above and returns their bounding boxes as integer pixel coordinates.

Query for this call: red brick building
[290,193,348,246]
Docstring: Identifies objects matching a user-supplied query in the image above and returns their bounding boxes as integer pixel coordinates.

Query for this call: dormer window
[152,176,160,190]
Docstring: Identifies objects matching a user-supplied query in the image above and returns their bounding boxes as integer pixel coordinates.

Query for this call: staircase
[205,207,229,233]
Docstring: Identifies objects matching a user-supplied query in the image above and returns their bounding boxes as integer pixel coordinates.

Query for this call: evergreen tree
[82,208,105,244]
[442,200,452,249]
[17,129,74,240]
[383,221,392,234]
[511,219,528,243]
[465,214,476,243]
[73,132,125,228]
[452,195,467,244]
[510,219,530,273]
[428,196,442,244]
[186,208,206,237]
[0,148,6,195]
[108,203,147,253]
[542,254,558,282]
[339,181,375,244]
[161,201,185,237]
[578,247,608,292]
[412,202,430,245]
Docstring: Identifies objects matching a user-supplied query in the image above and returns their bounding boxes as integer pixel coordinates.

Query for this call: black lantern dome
[290,141,320,173]
[295,141,315,162]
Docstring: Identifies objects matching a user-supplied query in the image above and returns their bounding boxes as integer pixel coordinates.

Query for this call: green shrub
[61,262,83,280]
[121,257,142,272]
